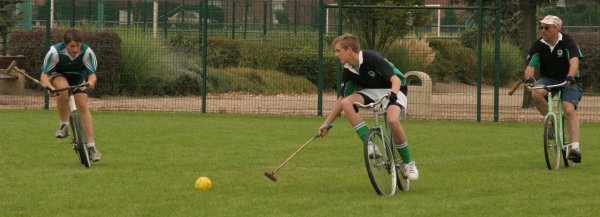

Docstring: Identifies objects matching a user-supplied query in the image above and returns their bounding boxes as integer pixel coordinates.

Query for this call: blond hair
[333,33,360,52]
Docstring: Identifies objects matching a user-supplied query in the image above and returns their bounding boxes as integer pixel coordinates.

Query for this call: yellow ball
[195,177,212,190]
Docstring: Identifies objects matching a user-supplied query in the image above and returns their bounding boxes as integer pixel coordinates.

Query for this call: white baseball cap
[540,15,562,29]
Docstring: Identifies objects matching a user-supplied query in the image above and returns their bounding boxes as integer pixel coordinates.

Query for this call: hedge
[8,28,122,95]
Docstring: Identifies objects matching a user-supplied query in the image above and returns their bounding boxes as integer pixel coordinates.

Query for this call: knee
[386,114,400,127]
[563,107,577,117]
[531,90,546,101]
[340,98,356,110]
[75,100,89,112]
[56,91,69,101]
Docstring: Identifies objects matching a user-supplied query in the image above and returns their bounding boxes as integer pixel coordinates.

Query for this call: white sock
[60,121,69,126]
[570,142,580,150]
[87,142,95,148]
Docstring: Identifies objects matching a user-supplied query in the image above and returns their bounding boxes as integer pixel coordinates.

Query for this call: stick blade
[264,171,277,182]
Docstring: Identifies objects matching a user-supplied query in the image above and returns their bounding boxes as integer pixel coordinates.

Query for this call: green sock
[354,122,369,141]
[396,141,412,163]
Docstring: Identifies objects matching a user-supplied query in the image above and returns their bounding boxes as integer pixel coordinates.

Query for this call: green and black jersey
[340,50,405,97]
[41,42,97,76]
[526,33,583,81]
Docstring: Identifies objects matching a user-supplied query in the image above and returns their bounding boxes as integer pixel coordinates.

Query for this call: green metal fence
[1,0,599,123]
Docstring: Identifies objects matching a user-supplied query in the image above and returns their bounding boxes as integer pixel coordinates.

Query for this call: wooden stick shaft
[508,79,523,96]
[272,136,317,173]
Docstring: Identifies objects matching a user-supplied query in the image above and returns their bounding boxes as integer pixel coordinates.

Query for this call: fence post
[317,0,325,116]
[476,0,483,122]
[70,0,75,27]
[163,0,168,36]
[493,0,501,122]
[263,0,267,37]
[17,0,33,30]
[44,0,51,109]
[243,0,248,39]
[97,0,104,29]
[336,0,343,98]
[232,0,236,39]
[201,0,208,113]
[127,0,132,27]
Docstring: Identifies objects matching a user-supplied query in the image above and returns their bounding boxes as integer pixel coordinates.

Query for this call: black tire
[364,128,397,196]
[70,112,90,168]
[561,115,570,168]
[543,117,560,170]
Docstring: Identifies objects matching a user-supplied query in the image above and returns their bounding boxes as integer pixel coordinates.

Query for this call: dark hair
[63,29,83,43]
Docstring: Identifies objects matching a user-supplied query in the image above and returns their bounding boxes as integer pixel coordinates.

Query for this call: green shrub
[570,32,600,93]
[481,37,523,86]
[166,30,199,53]
[276,52,338,90]
[387,35,435,73]
[117,30,201,96]
[8,28,122,94]
[427,38,522,86]
[206,67,316,93]
[239,40,281,69]
[207,38,241,68]
[117,30,165,95]
[427,39,476,83]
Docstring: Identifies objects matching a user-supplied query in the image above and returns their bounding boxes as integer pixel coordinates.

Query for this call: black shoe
[568,148,581,163]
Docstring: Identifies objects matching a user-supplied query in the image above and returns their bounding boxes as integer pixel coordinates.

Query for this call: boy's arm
[390,75,400,94]
[87,73,97,89]
[319,97,344,137]
[40,73,54,90]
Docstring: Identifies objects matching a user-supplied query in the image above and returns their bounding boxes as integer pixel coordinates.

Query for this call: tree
[274,9,289,25]
[456,0,556,107]
[342,0,429,54]
[442,10,459,25]
[0,0,23,56]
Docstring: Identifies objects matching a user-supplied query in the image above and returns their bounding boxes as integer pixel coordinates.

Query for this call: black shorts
[48,71,87,94]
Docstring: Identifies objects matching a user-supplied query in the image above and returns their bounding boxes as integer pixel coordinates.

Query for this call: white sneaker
[55,124,69,138]
[87,146,102,162]
[404,161,419,180]
[367,142,382,159]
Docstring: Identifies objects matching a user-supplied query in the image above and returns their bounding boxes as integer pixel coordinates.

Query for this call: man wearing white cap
[523,15,584,163]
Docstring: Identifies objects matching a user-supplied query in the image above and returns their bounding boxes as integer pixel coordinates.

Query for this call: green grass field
[1,109,599,216]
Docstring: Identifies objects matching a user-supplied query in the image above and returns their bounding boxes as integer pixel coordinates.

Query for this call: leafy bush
[387,35,435,73]
[206,67,316,93]
[570,32,600,93]
[276,52,338,90]
[481,37,523,86]
[117,30,200,96]
[8,28,122,94]
[207,38,241,68]
[238,40,281,69]
[427,39,476,83]
[166,30,199,53]
[426,38,522,86]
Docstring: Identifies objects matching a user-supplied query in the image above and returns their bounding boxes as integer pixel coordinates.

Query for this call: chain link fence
[1,0,599,122]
